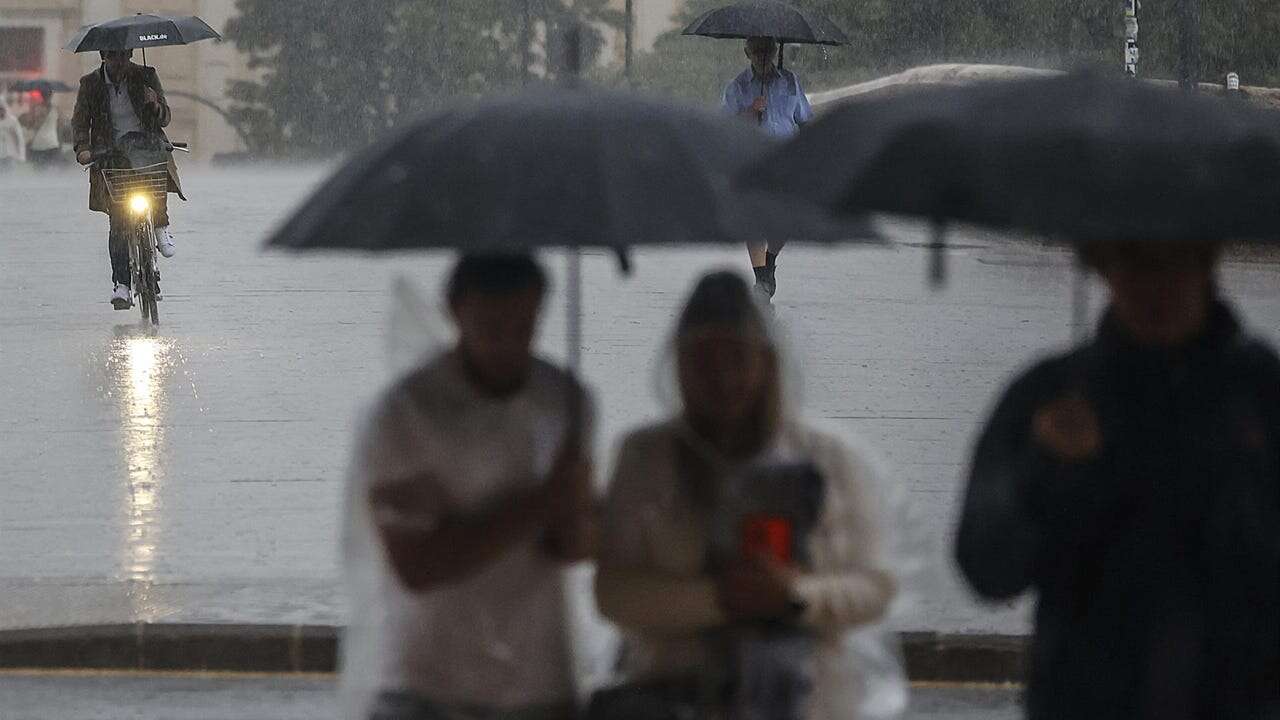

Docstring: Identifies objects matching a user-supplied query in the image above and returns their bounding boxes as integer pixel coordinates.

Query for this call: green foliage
[635,0,1280,102]
[227,0,1280,154]
[225,0,618,157]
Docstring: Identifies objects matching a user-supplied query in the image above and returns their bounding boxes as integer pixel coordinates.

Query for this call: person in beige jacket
[595,271,897,720]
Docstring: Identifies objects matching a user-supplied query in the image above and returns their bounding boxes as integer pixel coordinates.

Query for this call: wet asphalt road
[2,166,1279,635]
[0,673,1020,720]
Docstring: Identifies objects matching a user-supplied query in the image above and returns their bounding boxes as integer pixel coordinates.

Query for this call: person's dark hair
[676,271,768,340]
[447,253,547,305]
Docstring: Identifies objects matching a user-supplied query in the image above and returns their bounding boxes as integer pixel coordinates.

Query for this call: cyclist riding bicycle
[72,48,186,309]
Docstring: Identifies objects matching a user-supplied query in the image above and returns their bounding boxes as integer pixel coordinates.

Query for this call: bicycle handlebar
[87,140,191,168]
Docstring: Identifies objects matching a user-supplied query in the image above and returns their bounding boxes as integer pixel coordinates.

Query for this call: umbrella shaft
[566,250,582,372]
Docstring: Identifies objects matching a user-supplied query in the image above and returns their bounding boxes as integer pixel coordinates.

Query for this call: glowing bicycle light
[129,194,150,215]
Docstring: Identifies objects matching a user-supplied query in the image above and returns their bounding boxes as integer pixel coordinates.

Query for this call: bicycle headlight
[129,194,150,215]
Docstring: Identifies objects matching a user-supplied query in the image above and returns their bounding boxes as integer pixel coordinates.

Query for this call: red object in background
[741,515,793,564]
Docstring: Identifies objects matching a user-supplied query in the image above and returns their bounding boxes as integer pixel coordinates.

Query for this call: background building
[1,1,689,159]
[604,0,684,65]
[0,0,251,160]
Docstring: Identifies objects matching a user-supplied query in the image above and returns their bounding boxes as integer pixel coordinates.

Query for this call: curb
[0,625,334,674]
[899,631,1026,684]
[0,625,1027,683]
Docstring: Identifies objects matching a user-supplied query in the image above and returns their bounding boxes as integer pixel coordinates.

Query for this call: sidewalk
[0,624,1028,684]
[0,672,1020,720]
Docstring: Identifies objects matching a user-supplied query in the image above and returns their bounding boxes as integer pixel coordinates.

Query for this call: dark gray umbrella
[683,1,849,46]
[65,13,221,53]
[9,79,74,95]
[740,71,1280,246]
[265,85,872,261]
[265,83,874,383]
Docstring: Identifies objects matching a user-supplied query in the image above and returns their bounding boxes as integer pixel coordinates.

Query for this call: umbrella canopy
[8,79,74,95]
[740,71,1280,244]
[265,85,873,257]
[683,1,849,45]
[65,14,221,53]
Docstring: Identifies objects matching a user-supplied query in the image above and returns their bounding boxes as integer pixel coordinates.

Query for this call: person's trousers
[107,198,169,287]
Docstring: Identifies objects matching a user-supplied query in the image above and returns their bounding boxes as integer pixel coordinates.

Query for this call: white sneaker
[156,225,176,258]
[111,283,132,310]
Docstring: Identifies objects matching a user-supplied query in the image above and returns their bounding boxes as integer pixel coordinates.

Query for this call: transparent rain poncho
[339,276,618,720]
[341,271,920,720]
[592,270,920,720]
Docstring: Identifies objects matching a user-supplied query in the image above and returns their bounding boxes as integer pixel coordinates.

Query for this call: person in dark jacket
[71,49,186,309]
[956,240,1279,720]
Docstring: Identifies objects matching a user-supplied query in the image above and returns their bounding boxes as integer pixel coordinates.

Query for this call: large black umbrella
[266,86,869,259]
[65,13,221,54]
[741,71,1280,245]
[683,1,850,47]
[266,84,874,372]
[8,79,74,95]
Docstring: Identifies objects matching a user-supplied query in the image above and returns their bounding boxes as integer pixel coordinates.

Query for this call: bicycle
[92,136,188,326]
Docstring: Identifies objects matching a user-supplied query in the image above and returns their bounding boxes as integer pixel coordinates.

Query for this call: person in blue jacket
[722,36,814,300]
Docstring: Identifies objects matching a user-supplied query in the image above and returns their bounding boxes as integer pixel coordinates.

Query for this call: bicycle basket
[101,163,170,206]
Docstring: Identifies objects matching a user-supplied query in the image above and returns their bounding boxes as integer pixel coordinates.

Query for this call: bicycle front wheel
[135,220,159,325]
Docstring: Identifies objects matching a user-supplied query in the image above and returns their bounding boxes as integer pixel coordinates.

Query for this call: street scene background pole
[521,0,532,86]
[1124,0,1139,77]
[624,0,634,85]
[1178,0,1200,91]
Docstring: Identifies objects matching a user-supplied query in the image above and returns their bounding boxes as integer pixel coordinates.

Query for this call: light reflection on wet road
[110,328,175,592]
[2,166,1278,635]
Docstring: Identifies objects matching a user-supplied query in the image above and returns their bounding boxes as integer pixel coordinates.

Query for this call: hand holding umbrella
[685,1,849,128]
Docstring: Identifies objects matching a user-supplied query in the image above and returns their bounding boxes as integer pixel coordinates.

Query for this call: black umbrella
[65,13,221,54]
[8,79,74,95]
[266,86,870,259]
[740,71,1280,284]
[266,84,874,376]
[742,71,1280,242]
[683,1,850,47]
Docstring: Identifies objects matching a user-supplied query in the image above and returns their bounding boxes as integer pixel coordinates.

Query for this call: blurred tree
[631,0,1280,104]
[225,0,618,157]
